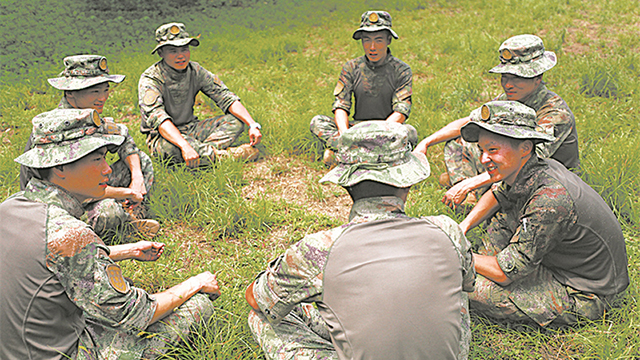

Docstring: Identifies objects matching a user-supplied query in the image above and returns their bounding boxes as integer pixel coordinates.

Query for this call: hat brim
[47,74,125,91]
[353,26,399,40]
[319,152,430,188]
[152,38,200,54]
[488,51,557,78]
[15,135,125,168]
[460,121,555,143]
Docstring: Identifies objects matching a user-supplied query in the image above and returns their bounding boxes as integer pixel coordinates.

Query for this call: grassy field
[1,0,639,358]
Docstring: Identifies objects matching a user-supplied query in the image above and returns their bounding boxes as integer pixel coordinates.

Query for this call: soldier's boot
[322,148,338,169]
[439,172,451,188]
[215,144,259,162]
[129,219,161,239]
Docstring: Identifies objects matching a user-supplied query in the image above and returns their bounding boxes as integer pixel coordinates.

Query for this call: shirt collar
[519,83,548,110]
[349,195,407,222]
[499,155,547,204]
[24,178,86,219]
[364,49,393,70]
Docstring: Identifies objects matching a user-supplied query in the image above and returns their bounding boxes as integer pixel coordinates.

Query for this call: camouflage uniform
[19,55,155,239]
[310,11,412,150]
[249,122,475,360]
[139,23,249,164]
[444,35,579,190]
[3,109,215,359]
[460,102,629,327]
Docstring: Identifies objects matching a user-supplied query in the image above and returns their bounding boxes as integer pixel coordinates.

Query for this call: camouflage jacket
[332,51,412,121]
[486,84,579,169]
[138,60,240,135]
[252,196,475,324]
[10,179,156,346]
[492,156,629,300]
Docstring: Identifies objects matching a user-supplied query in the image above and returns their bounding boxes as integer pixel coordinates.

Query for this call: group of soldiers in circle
[0,10,630,360]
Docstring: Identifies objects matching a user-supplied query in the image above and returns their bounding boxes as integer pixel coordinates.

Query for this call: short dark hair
[345,180,409,201]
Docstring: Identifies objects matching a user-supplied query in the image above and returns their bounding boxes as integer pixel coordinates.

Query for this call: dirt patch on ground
[242,155,352,223]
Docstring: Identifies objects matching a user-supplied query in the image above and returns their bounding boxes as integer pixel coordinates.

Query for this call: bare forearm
[102,185,136,201]
[245,281,259,311]
[334,108,349,135]
[459,190,500,234]
[124,153,144,184]
[158,120,190,150]
[474,254,511,285]
[228,100,257,127]
[385,111,406,124]
[151,277,203,324]
[423,116,471,149]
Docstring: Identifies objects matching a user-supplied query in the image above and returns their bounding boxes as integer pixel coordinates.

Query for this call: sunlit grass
[1,0,639,358]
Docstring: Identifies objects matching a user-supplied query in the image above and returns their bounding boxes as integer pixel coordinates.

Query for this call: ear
[519,140,534,157]
[51,165,66,180]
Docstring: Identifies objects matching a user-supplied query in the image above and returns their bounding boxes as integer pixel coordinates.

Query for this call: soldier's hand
[442,181,470,209]
[181,145,201,168]
[195,271,221,297]
[130,241,165,261]
[249,127,262,146]
[130,176,147,197]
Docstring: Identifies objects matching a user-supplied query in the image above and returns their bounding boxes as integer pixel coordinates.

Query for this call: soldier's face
[59,147,112,203]
[66,83,110,114]
[500,74,541,101]
[478,130,530,186]
[159,45,191,71]
[361,31,391,64]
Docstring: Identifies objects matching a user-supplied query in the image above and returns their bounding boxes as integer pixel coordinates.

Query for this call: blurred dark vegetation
[0,0,419,84]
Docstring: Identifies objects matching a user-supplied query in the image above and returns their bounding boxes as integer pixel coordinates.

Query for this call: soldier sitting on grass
[310,10,414,167]
[458,100,629,327]
[20,54,159,240]
[139,22,263,168]
[246,121,476,360]
[1,108,221,360]
[414,35,579,211]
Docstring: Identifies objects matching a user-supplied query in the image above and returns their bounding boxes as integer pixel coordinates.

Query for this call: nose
[480,151,490,165]
[102,162,112,176]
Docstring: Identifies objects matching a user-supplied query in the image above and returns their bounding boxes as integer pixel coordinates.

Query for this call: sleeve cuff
[252,272,292,324]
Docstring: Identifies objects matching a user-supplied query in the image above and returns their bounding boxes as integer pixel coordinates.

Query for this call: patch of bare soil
[242,155,352,223]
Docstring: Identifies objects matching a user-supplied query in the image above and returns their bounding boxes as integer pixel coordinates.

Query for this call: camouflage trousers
[84,151,155,239]
[469,212,613,327]
[248,303,337,360]
[77,293,215,360]
[147,114,245,165]
[310,115,418,150]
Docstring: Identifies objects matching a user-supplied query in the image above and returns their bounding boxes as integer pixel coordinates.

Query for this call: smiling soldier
[138,22,262,168]
[1,108,220,359]
[309,11,414,167]
[458,100,628,327]
[414,35,579,210]
[19,55,159,240]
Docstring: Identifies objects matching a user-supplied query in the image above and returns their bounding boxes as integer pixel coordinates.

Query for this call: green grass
[1,0,640,358]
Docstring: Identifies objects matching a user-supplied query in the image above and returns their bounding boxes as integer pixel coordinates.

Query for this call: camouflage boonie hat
[152,22,200,54]
[489,34,557,78]
[352,11,398,40]
[461,101,555,143]
[320,122,430,188]
[47,55,125,91]
[15,108,124,168]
